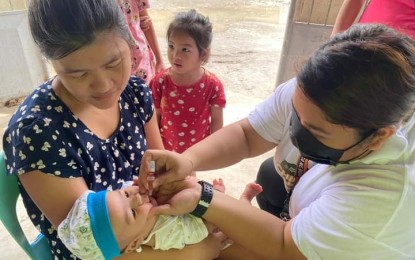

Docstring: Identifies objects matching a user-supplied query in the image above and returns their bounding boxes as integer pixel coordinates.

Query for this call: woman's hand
[138,150,194,193]
[150,176,201,216]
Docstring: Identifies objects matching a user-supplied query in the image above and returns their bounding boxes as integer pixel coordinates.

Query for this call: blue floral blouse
[2,76,154,259]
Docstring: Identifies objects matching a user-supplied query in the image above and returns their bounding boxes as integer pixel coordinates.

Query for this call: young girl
[150,9,226,153]
[118,0,165,82]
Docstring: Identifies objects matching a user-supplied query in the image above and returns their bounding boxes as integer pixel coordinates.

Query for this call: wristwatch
[190,180,213,218]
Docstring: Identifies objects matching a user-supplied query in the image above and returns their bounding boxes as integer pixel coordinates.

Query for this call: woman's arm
[184,118,276,171]
[116,233,224,260]
[205,191,305,259]
[139,118,276,188]
[144,110,164,150]
[210,106,224,133]
[153,179,305,260]
[139,9,165,73]
[331,0,366,36]
[18,171,88,227]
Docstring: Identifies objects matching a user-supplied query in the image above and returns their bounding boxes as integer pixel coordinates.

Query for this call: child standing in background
[119,0,165,82]
[150,9,226,153]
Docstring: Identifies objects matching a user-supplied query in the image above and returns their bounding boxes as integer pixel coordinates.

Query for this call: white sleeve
[290,167,405,259]
[248,78,296,144]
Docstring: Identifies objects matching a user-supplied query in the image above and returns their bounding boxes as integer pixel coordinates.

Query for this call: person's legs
[255,157,287,218]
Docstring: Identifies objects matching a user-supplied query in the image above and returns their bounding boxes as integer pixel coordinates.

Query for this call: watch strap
[190,180,213,218]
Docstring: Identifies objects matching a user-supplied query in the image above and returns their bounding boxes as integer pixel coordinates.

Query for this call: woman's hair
[28,0,132,60]
[167,9,213,61]
[298,24,415,135]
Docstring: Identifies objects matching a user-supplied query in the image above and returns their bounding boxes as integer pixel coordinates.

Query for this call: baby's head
[167,9,213,64]
[58,186,155,259]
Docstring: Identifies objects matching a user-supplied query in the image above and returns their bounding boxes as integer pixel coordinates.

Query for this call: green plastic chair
[0,151,52,259]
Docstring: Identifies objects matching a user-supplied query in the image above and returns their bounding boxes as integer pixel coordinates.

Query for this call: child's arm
[331,0,366,36]
[155,108,162,129]
[139,8,165,73]
[144,111,164,149]
[210,106,224,133]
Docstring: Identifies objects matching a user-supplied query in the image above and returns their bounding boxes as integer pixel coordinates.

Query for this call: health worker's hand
[150,176,201,216]
[138,149,194,193]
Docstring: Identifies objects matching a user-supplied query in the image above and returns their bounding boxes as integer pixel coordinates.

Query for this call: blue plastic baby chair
[0,151,52,259]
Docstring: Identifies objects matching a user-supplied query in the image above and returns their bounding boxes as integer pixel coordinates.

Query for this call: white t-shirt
[248,78,415,259]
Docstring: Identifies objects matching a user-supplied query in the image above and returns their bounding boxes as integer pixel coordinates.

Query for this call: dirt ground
[152,0,289,100]
[0,1,289,259]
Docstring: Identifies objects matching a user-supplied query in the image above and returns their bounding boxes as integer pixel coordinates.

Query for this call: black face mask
[289,108,374,166]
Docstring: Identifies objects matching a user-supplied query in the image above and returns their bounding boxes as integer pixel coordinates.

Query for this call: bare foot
[212,178,225,193]
[240,182,262,203]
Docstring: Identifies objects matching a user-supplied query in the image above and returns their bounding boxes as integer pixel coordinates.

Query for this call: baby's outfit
[140,214,208,251]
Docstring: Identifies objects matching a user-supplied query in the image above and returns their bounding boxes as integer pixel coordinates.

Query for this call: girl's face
[51,31,132,110]
[167,31,205,75]
[107,186,156,251]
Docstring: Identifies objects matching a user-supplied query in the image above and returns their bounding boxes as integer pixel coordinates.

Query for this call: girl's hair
[297,23,415,135]
[28,0,132,60]
[167,9,213,61]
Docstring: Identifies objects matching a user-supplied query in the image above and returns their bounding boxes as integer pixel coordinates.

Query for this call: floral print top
[2,76,154,259]
[119,0,156,83]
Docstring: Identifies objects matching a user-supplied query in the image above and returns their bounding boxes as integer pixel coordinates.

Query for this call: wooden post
[294,0,343,25]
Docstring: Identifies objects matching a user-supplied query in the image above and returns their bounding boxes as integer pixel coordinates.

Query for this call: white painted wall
[0,11,47,105]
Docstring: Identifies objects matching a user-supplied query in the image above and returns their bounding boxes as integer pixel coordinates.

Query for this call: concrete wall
[276,0,344,84]
[0,10,47,105]
[0,0,47,106]
[277,23,332,83]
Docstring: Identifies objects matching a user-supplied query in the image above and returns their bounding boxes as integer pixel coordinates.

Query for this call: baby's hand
[149,196,158,206]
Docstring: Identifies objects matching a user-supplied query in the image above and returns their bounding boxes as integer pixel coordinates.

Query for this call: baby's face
[106,186,156,251]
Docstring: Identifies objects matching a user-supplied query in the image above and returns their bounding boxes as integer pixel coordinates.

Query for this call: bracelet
[190,180,213,218]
